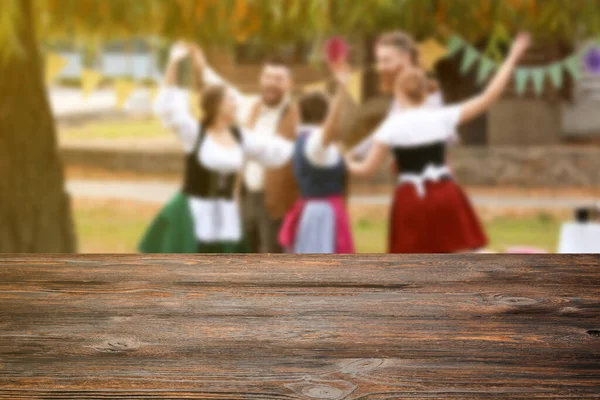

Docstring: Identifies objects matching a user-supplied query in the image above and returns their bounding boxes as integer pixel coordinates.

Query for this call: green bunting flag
[548,62,564,89]
[446,36,464,57]
[477,57,496,85]
[442,33,598,96]
[564,56,582,80]
[514,68,531,96]
[460,46,479,75]
[531,68,546,96]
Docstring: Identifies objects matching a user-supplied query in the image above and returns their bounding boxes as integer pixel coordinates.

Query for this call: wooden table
[0,254,598,399]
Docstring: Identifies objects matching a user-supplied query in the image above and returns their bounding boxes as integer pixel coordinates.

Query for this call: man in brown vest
[200,55,299,253]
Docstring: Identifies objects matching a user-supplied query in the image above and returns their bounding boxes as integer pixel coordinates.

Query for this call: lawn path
[66,179,598,209]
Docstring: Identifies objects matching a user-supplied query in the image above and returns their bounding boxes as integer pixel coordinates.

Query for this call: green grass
[352,217,389,253]
[73,200,158,253]
[61,118,167,141]
[74,200,563,253]
[485,212,561,252]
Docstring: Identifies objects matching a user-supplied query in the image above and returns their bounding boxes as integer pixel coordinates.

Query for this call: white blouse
[301,125,341,167]
[154,86,293,243]
[351,92,455,157]
[373,105,463,147]
[154,86,293,169]
[373,105,463,198]
[204,66,292,192]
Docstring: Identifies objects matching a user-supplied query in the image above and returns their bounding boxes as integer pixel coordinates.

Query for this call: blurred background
[1,0,600,253]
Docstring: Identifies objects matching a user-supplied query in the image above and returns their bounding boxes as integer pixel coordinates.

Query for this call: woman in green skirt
[139,44,293,253]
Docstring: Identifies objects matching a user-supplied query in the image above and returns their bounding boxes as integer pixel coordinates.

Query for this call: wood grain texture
[0,254,598,399]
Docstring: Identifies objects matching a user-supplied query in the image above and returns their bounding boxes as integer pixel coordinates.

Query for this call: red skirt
[388,180,488,253]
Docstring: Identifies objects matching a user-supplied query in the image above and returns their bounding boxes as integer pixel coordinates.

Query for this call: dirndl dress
[279,130,355,254]
[139,125,248,254]
[388,165,487,253]
[387,142,488,253]
[369,104,487,253]
[140,85,294,254]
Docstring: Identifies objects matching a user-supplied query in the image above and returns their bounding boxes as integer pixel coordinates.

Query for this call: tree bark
[0,0,76,252]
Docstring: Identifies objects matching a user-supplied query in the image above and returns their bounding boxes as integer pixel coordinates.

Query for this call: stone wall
[449,146,600,187]
[61,146,184,175]
[61,145,600,188]
[488,99,562,146]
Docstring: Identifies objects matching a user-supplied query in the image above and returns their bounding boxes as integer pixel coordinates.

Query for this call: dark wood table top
[0,254,598,399]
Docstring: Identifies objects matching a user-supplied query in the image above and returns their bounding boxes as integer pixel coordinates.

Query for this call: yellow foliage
[195,1,207,19]
[233,0,248,22]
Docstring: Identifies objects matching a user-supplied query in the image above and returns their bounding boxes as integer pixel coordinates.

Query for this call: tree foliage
[1,0,600,59]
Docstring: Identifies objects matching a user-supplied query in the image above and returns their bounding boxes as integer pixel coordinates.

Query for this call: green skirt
[197,241,248,253]
[138,192,247,254]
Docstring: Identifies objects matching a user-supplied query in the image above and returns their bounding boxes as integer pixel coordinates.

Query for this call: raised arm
[344,104,398,177]
[189,44,247,117]
[345,141,389,178]
[153,43,199,152]
[459,33,531,124]
[242,129,294,168]
[321,63,352,147]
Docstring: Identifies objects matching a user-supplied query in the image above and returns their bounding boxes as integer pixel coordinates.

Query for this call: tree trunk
[0,0,76,252]
[362,35,379,100]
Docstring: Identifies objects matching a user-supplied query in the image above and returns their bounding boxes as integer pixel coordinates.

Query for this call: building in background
[48,38,600,146]
[51,39,159,82]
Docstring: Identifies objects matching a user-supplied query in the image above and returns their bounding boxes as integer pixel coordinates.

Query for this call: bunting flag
[418,39,448,71]
[442,33,598,96]
[46,33,600,106]
[477,57,496,85]
[81,68,103,98]
[531,68,546,97]
[114,79,137,109]
[446,36,464,57]
[189,91,203,119]
[548,62,564,89]
[348,71,362,103]
[460,46,479,75]
[514,68,531,96]
[564,56,582,80]
[303,80,328,93]
[45,53,69,84]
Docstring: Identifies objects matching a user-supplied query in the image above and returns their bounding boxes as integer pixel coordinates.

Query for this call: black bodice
[392,141,447,174]
[293,132,346,198]
[182,124,242,198]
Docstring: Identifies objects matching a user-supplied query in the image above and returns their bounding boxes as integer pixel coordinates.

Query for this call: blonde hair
[377,31,420,67]
[395,68,428,105]
[378,31,440,95]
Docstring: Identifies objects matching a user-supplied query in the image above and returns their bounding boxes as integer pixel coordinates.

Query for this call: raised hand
[331,61,352,87]
[508,33,531,62]
[162,42,189,86]
[188,44,207,69]
[457,32,532,125]
[168,41,189,64]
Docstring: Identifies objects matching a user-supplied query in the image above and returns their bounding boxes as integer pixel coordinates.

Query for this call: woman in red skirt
[346,33,531,253]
